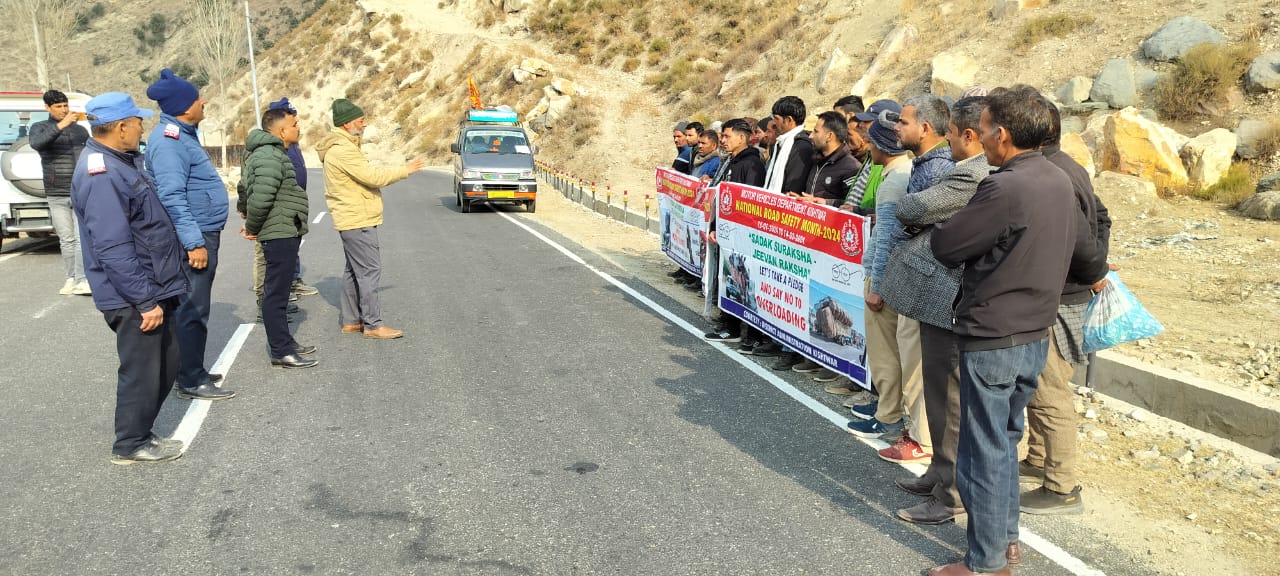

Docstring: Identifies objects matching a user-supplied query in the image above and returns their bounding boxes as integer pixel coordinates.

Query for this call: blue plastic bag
[1082,271,1165,353]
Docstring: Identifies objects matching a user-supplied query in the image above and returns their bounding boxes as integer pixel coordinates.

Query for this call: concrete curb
[537,169,1280,458]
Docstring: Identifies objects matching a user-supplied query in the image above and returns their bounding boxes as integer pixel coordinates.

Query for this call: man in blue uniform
[73,93,188,465]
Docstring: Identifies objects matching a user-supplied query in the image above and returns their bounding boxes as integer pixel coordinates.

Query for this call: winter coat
[71,138,188,312]
[241,129,309,242]
[1043,143,1111,304]
[316,127,409,231]
[286,143,307,190]
[145,114,229,250]
[931,150,1077,348]
[805,145,859,203]
[717,146,766,187]
[29,119,89,196]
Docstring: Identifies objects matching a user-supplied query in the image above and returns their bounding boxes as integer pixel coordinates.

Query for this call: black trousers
[919,321,963,508]
[261,236,301,358]
[103,299,179,455]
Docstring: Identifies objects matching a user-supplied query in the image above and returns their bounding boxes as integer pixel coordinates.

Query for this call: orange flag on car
[467,76,484,110]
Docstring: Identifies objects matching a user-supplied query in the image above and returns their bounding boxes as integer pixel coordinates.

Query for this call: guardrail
[535,161,659,234]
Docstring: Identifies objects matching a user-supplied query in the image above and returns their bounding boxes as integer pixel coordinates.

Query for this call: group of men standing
[56,68,420,466]
[668,86,1111,576]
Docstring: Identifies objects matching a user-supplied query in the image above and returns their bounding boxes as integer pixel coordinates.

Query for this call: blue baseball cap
[85,92,154,126]
[853,99,901,122]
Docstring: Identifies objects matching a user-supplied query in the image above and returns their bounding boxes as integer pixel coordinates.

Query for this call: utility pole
[244,0,261,128]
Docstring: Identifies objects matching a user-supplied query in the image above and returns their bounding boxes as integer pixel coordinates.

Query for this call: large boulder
[1090,59,1138,109]
[1180,129,1238,189]
[1056,76,1093,106]
[817,48,852,95]
[1060,132,1096,177]
[930,51,979,99]
[1080,111,1112,153]
[1094,171,1160,212]
[1239,191,1280,220]
[1141,17,1225,62]
[1257,173,1280,193]
[1100,107,1190,190]
[991,0,1047,19]
[1247,52,1280,93]
[503,0,526,12]
[1235,118,1278,160]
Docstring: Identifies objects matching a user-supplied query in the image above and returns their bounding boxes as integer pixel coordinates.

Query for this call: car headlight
[462,169,481,179]
[519,169,534,179]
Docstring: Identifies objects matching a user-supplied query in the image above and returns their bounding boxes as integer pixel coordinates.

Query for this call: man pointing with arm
[318,98,424,339]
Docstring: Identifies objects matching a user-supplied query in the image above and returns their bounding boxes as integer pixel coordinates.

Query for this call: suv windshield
[463,129,529,155]
[0,110,52,149]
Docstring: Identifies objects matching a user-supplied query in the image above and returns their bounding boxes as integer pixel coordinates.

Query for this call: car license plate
[489,191,515,199]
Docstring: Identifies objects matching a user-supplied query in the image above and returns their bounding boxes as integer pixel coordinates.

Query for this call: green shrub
[1195,163,1254,204]
[1011,13,1094,51]
[649,38,670,54]
[1154,42,1259,121]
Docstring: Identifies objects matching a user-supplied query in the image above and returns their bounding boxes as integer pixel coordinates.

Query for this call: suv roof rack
[464,107,519,125]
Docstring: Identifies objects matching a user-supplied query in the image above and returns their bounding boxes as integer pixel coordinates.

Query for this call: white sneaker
[72,280,92,295]
[59,278,76,295]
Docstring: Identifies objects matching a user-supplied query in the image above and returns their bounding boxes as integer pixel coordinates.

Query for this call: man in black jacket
[928,86,1078,576]
[796,111,859,205]
[763,96,813,196]
[1019,106,1112,516]
[30,90,90,295]
[704,119,764,342]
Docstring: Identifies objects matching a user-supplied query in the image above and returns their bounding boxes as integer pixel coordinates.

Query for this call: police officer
[72,93,189,464]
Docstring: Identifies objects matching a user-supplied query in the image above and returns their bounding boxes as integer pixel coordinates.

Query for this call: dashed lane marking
[170,323,254,452]
[495,210,1107,576]
[313,211,327,224]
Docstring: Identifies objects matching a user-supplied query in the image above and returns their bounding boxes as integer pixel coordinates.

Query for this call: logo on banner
[718,189,734,216]
[839,220,863,257]
[831,263,855,286]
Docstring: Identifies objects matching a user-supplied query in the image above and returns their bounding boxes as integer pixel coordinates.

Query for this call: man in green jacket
[242,109,318,369]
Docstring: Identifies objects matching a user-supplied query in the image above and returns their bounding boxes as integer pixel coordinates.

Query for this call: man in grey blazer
[880,96,994,527]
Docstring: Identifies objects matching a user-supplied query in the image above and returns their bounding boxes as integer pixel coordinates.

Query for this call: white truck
[0,91,93,251]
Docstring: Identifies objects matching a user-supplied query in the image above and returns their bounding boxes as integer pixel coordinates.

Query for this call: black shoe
[294,344,318,355]
[751,340,782,357]
[288,292,299,302]
[111,443,183,465]
[704,328,741,342]
[271,354,319,369]
[737,337,760,354]
[177,383,237,400]
[207,373,223,385]
[1018,459,1044,483]
[770,352,803,371]
[668,268,688,279]
[1020,485,1084,515]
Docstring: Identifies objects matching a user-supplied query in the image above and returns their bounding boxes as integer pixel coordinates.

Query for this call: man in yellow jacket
[317,98,425,339]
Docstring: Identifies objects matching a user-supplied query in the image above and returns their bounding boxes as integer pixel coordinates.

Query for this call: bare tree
[1,0,80,90]
[189,0,242,162]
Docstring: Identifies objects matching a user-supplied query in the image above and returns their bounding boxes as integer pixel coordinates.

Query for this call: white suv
[0,91,92,251]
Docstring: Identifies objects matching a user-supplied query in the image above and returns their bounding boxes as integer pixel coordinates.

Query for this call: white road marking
[170,323,254,452]
[31,300,63,319]
[497,210,1107,576]
[313,211,327,224]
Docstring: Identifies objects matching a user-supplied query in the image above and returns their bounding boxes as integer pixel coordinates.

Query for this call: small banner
[714,182,872,387]
[656,167,711,277]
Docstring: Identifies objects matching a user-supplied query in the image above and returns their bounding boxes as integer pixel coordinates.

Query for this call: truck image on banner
[714,181,872,387]
[655,166,711,277]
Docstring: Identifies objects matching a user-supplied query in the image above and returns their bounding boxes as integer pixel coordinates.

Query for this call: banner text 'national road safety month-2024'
[715,182,872,387]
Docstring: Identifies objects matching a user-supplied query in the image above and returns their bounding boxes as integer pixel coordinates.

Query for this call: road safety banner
[656,167,710,277]
[714,182,872,387]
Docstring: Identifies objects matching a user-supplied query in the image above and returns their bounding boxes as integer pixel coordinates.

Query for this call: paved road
[0,170,1156,575]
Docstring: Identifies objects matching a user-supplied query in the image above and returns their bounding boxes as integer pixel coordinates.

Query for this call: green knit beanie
[332,98,365,127]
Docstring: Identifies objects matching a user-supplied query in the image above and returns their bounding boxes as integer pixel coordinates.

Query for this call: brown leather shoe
[341,324,363,333]
[928,562,1010,576]
[894,475,935,497]
[1006,541,1021,565]
[363,325,404,339]
[897,497,966,525]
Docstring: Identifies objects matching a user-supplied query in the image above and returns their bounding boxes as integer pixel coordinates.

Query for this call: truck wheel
[526,200,536,213]
[460,198,471,213]
[455,183,462,206]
